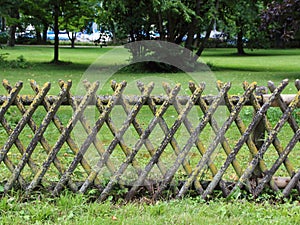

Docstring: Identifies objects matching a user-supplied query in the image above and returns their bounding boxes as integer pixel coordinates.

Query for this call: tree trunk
[69,32,76,48]
[130,30,135,42]
[1,17,6,31]
[7,25,16,47]
[194,0,219,59]
[236,18,246,55]
[275,33,284,48]
[185,27,195,50]
[71,39,75,48]
[157,12,164,41]
[194,20,214,59]
[167,14,176,42]
[43,21,49,44]
[36,26,42,44]
[53,3,60,63]
[237,28,245,55]
[42,24,48,44]
[193,32,201,47]
[185,0,201,50]
[111,22,117,44]
[7,8,19,47]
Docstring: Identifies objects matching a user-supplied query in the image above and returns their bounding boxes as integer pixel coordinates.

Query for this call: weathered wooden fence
[0,78,300,201]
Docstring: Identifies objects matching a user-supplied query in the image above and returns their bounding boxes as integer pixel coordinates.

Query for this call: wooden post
[251,86,268,180]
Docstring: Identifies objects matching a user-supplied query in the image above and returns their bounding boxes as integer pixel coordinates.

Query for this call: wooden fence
[0,78,300,201]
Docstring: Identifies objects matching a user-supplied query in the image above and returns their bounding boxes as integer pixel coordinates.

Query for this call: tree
[98,0,220,66]
[1,0,97,61]
[1,17,5,31]
[0,0,52,46]
[21,0,52,44]
[261,0,300,47]
[0,0,22,46]
[47,0,94,62]
[60,0,95,48]
[219,0,264,55]
[52,1,60,63]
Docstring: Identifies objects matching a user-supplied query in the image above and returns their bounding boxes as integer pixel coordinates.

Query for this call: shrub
[0,53,32,69]
[0,32,8,44]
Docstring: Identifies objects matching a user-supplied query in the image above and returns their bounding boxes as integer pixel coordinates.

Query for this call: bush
[124,41,205,72]
[0,32,8,44]
[15,36,38,45]
[0,53,32,69]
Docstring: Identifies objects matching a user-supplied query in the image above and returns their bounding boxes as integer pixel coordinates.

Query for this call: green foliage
[218,0,266,52]
[266,106,300,125]
[261,0,300,43]
[98,0,218,57]
[0,53,32,68]
[59,0,96,40]
[0,32,9,44]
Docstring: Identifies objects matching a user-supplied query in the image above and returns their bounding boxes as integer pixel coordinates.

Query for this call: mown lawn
[1,45,300,224]
[1,191,300,225]
[1,46,300,94]
[203,48,300,94]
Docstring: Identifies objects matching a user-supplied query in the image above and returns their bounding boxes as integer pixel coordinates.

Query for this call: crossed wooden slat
[0,79,300,201]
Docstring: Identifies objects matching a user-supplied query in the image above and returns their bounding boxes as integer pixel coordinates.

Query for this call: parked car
[46,30,70,41]
[149,31,160,40]
[88,31,112,42]
[226,37,248,46]
[17,32,35,39]
[15,31,36,44]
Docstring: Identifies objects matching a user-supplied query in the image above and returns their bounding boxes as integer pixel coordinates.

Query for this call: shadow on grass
[203,49,300,57]
[35,61,93,72]
[209,65,300,73]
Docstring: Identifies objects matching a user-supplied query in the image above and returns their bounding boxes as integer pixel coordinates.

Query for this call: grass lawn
[1,191,300,225]
[203,48,300,94]
[1,46,300,94]
[1,45,300,224]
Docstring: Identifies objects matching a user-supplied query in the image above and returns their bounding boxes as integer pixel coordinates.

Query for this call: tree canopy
[0,0,299,64]
[261,0,300,46]
[98,0,274,56]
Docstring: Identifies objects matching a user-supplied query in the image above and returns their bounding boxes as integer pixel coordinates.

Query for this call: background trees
[218,0,265,55]
[0,0,23,46]
[60,0,96,48]
[0,0,299,63]
[99,0,220,61]
[261,0,300,47]
[21,0,52,44]
[97,0,277,57]
[1,0,97,61]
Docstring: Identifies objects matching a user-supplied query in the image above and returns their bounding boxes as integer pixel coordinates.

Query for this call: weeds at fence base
[1,180,298,206]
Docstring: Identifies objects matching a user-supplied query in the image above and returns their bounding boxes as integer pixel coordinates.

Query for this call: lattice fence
[0,79,300,201]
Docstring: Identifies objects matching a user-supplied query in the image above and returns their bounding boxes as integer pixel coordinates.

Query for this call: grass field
[1,191,300,225]
[1,45,300,224]
[1,46,300,94]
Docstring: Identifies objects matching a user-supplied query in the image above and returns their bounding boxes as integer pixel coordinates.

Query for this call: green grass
[202,48,300,94]
[0,46,113,95]
[1,191,300,225]
[1,46,300,224]
[1,46,300,95]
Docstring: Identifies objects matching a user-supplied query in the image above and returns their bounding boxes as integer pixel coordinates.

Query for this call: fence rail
[1,93,299,107]
[0,79,300,201]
